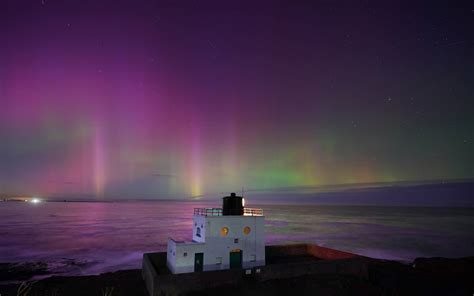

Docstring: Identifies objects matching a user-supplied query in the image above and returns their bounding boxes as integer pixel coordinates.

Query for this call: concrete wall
[167,238,205,274]
[144,245,368,296]
[144,252,249,296]
[192,215,206,243]
[169,215,265,274]
[307,243,360,260]
[266,244,361,260]
[202,215,265,270]
[256,258,369,281]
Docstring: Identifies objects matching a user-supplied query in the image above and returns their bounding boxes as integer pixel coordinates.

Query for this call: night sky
[0,1,472,199]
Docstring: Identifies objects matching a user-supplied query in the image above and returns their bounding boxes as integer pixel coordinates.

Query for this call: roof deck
[194,207,263,216]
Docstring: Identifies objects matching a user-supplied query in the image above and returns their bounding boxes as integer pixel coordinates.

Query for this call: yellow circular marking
[220,227,229,236]
[243,226,251,235]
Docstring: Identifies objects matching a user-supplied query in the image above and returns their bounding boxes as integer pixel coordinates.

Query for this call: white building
[167,193,265,274]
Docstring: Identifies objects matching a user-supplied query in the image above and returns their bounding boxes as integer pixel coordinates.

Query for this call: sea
[1,196,473,279]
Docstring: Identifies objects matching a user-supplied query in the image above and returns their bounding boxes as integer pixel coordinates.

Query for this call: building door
[229,250,242,269]
[194,253,203,272]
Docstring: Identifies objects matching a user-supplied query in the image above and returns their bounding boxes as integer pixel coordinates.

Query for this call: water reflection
[0,201,473,277]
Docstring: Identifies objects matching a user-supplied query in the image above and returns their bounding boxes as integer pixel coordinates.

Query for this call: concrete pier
[142,243,369,296]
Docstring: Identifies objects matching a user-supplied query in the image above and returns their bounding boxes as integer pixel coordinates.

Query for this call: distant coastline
[2,179,473,207]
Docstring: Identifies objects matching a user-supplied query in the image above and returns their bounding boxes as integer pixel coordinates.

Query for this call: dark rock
[1,257,473,296]
[413,257,474,274]
[0,262,49,282]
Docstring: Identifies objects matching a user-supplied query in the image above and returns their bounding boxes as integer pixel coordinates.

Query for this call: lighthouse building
[167,193,265,274]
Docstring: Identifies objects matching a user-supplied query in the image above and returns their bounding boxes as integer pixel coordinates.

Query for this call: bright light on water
[31,198,41,203]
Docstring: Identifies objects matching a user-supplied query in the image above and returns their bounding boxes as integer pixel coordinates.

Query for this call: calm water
[1,201,473,278]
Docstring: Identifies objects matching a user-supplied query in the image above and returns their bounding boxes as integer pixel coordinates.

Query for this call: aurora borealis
[0,1,472,199]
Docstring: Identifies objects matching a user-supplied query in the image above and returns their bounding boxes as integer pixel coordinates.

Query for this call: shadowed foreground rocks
[0,257,473,296]
[0,262,49,282]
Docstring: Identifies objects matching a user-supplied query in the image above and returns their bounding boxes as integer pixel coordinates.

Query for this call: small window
[183,252,187,257]
[220,227,229,237]
[251,255,256,262]
[216,257,222,265]
[234,238,239,243]
[243,226,251,235]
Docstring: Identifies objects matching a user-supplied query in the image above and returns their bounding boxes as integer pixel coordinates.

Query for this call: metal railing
[243,208,264,216]
[194,208,223,216]
[194,207,263,216]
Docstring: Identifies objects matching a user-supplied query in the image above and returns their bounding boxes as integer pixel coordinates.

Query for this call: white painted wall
[167,215,265,274]
[192,215,206,243]
[167,238,205,274]
[203,215,265,269]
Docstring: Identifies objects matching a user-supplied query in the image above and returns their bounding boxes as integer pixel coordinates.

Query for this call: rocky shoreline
[0,259,96,284]
[0,256,473,296]
[0,262,50,283]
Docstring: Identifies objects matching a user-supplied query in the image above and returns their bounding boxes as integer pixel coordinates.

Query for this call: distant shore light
[31,198,41,203]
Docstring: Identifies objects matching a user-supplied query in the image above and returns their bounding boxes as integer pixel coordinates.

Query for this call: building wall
[169,215,265,274]
[203,215,265,269]
[167,238,205,274]
[192,215,206,243]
